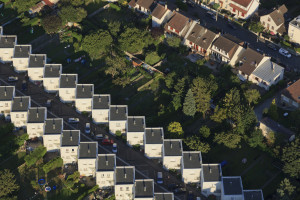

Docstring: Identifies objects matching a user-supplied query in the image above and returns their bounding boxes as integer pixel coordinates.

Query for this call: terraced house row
[0,26,264,200]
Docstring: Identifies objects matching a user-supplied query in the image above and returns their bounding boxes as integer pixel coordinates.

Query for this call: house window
[271,26,274,30]
[5,103,8,107]
[170,27,173,30]
[101,174,105,178]
[126,187,129,191]
[189,41,192,45]
[72,149,74,152]
[233,8,236,12]
[107,174,110,178]
[255,77,259,81]
[116,123,121,127]
[16,114,19,118]
[175,30,179,34]
[268,17,271,22]
[263,21,265,25]
[120,187,123,191]
[241,12,244,17]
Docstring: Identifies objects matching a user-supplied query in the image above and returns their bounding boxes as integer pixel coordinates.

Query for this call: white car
[85,123,90,134]
[8,76,18,82]
[279,48,291,58]
[157,172,163,184]
[68,118,79,124]
[112,143,117,153]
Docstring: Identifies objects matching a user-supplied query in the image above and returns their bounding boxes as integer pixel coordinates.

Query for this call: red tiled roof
[165,11,189,33]
[136,0,155,10]
[152,4,167,20]
[128,0,137,8]
[231,0,252,8]
[282,79,300,104]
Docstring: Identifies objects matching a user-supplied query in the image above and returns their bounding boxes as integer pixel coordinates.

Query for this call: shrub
[166,36,181,48]
[24,146,47,167]
[115,130,122,138]
[132,144,140,151]
[145,52,161,65]
[43,157,63,174]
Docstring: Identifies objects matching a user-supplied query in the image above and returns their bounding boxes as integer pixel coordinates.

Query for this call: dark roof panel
[115,167,135,184]
[202,164,222,182]
[0,86,14,101]
[238,48,264,76]
[223,177,243,195]
[61,130,80,147]
[152,4,168,19]
[110,106,127,121]
[79,142,98,159]
[183,152,202,169]
[244,190,264,200]
[44,64,62,78]
[282,79,300,104]
[135,180,154,198]
[154,193,174,200]
[97,154,116,171]
[11,96,30,112]
[76,84,94,99]
[27,107,46,123]
[127,116,145,132]
[60,74,77,88]
[0,36,16,48]
[44,118,63,135]
[93,95,110,109]
[13,45,31,58]
[28,54,46,68]
[165,11,189,32]
[187,24,217,50]
[145,128,163,144]
[163,140,182,156]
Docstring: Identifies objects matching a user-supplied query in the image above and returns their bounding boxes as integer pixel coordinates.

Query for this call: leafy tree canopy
[249,21,264,33]
[191,77,211,118]
[184,135,211,153]
[199,126,211,138]
[277,178,296,199]
[24,145,47,167]
[0,169,19,198]
[167,122,184,138]
[244,89,260,105]
[59,6,87,23]
[166,36,181,48]
[13,0,40,13]
[41,15,62,34]
[43,157,63,174]
[281,138,300,178]
[183,89,196,117]
[214,131,242,149]
[145,52,161,66]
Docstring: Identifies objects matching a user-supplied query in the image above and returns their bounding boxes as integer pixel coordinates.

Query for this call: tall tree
[183,89,196,117]
[167,122,184,138]
[105,56,129,78]
[13,0,40,13]
[164,72,176,89]
[166,36,181,48]
[191,77,211,118]
[108,21,121,38]
[41,15,62,34]
[171,77,186,111]
[277,178,296,200]
[199,126,211,138]
[0,169,19,198]
[59,6,87,23]
[244,89,260,105]
[281,138,300,178]
[81,30,113,60]
[248,129,266,149]
[184,135,211,153]
[267,99,279,121]
[214,131,242,149]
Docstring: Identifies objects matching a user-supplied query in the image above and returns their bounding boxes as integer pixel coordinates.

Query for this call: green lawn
[84,0,108,15]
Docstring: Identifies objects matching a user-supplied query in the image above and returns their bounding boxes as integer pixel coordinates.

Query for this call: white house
[181,151,202,184]
[244,190,264,200]
[144,128,164,159]
[115,166,135,200]
[60,130,80,164]
[43,64,62,93]
[109,105,128,135]
[12,45,31,73]
[162,139,183,170]
[75,84,94,113]
[0,86,15,116]
[154,193,174,200]
[127,116,146,147]
[27,54,46,82]
[128,0,154,15]
[43,118,63,152]
[11,96,31,128]
[227,0,260,19]
[151,4,172,27]
[201,164,222,197]
[59,74,78,103]
[221,176,244,200]
[92,94,110,124]
[78,142,98,177]
[27,107,47,139]
[0,35,17,62]
[96,154,116,189]
[288,15,300,45]
[134,179,154,200]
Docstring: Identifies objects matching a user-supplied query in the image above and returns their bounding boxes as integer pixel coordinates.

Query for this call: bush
[166,36,181,48]
[145,52,161,65]
[24,146,47,167]
[109,3,121,11]
[115,130,122,138]
[43,157,63,174]
[132,144,140,151]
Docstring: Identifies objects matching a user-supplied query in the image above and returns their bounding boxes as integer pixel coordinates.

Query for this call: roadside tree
[0,169,19,198]
[59,6,87,24]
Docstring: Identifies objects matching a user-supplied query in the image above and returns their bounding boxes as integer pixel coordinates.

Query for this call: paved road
[167,1,300,71]
[0,64,205,200]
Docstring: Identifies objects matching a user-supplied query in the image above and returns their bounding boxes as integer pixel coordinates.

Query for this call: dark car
[206,11,216,20]
[187,191,194,200]
[267,43,277,51]
[173,187,187,194]
[228,22,237,30]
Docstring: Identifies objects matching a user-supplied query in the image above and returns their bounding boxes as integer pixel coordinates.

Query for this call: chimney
[176,8,179,11]
[35,55,37,61]
[36,108,39,118]
[189,153,192,160]
[82,85,85,92]
[106,160,108,165]
[4,86,6,96]
[88,144,90,154]
[20,97,23,107]
[52,119,55,130]
[144,182,147,192]
[209,166,212,173]
[99,96,101,102]
[116,107,119,114]
[20,46,22,52]
[165,4,167,9]
[151,129,154,137]
[5,36,7,42]
[170,142,173,148]
[50,66,53,71]
[271,62,274,72]
[70,131,73,141]
[124,169,127,179]
[66,75,68,82]
[133,118,136,125]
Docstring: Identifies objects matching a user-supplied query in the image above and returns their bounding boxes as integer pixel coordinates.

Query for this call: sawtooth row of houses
[129,0,286,91]
[0,26,265,200]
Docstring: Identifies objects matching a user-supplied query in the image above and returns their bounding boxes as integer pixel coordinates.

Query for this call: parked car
[68,118,79,124]
[102,138,114,145]
[267,43,277,51]
[228,22,237,30]
[21,80,27,91]
[279,48,291,58]
[85,123,90,134]
[206,11,216,20]
[173,187,187,194]
[187,191,194,200]
[45,100,52,108]
[8,76,18,82]
[256,48,264,54]
[95,134,103,141]
[112,143,117,153]
[157,172,163,184]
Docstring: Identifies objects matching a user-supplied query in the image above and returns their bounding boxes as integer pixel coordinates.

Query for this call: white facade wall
[152,10,172,27]
[115,184,134,200]
[109,120,127,135]
[78,158,97,177]
[13,57,29,72]
[182,168,201,184]
[248,69,284,90]
[59,88,76,103]
[27,123,44,139]
[60,146,79,164]
[75,98,92,113]
[92,109,109,124]
[43,134,61,152]
[0,48,14,62]
[163,156,182,170]
[0,100,12,116]
[127,131,144,146]
[28,67,44,82]
[11,111,28,128]
[288,21,300,44]
[96,171,115,188]
[44,77,60,93]
[144,144,162,159]
[201,180,222,197]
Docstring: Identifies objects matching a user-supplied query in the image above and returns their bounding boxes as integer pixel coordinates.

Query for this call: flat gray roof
[44,118,63,135]
[76,84,94,99]
[11,96,30,112]
[145,128,163,144]
[154,193,174,200]
[127,116,145,132]
[28,54,46,68]
[93,95,110,109]
[44,64,61,78]
[14,45,31,58]
[60,74,77,88]
[182,152,202,169]
[97,154,116,171]
[223,177,243,195]
[135,180,154,198]
[110,105,127,121]
[0,35,16,48]
[244,190,264,200]
[115,166,135,184]
[61,130,80,147]
[202,164,222,182]
[0,86,14,101]
[27,107,46,123]
[163,140,182,156]
[79,142,98,159]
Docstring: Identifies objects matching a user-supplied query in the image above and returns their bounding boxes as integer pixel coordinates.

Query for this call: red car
[101,139,114,145]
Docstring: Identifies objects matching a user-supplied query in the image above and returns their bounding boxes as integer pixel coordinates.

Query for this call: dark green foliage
[244,89,260,105]
[175,0,187,11]
[281,138,300,178]
[184,135,211,153]
[249,21,264,33]
[24,146,47,167]
[13,0,40,13]
[41,15,62,34]
[199,126,211,138]
[167,122,184,138]
[0,169,19,198]
[183,89,196,117]
[214,131,242,149]
[166,36,181,48]
[277,178,296,199]
[248,129,267,149]
[43,157,63,174]
[59,6,87,23]
[145,52,161,65]
[267,99,279,121]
